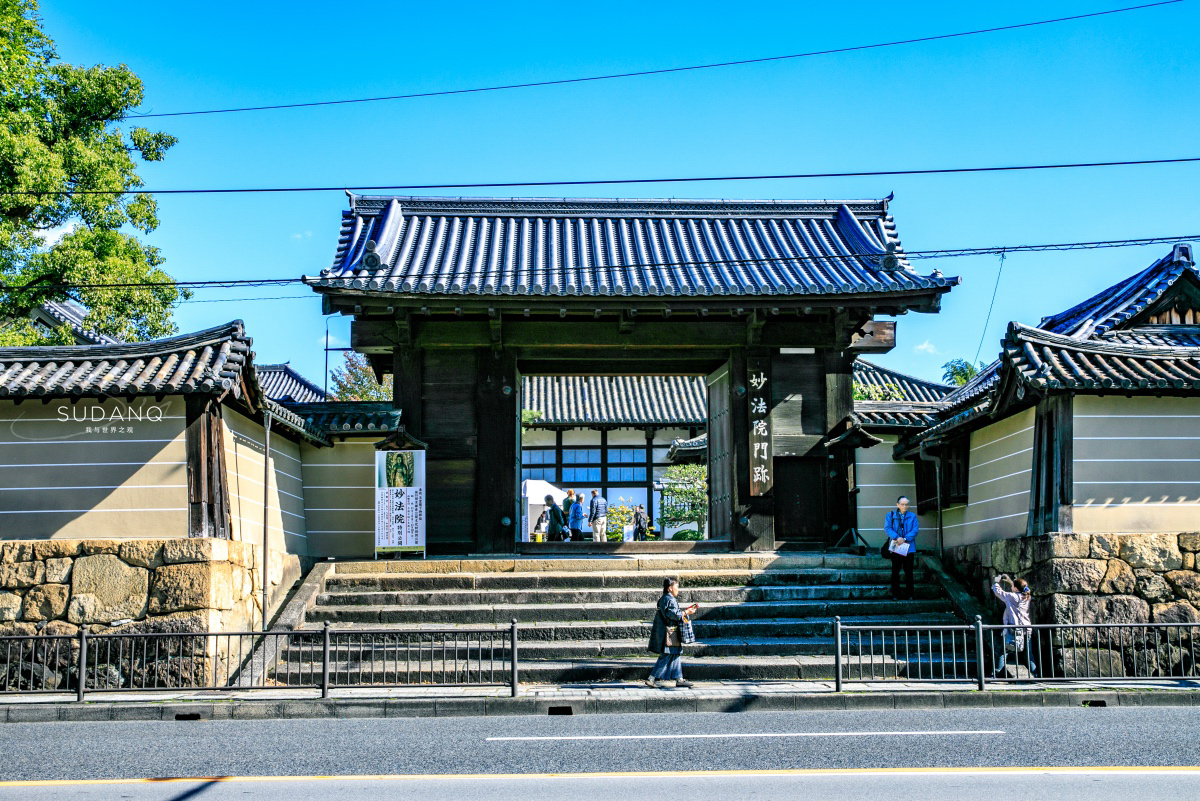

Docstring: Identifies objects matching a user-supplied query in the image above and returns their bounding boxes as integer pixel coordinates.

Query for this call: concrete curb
[3,689,1198,723]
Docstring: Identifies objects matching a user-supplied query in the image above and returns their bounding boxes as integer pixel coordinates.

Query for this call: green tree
[330,351,393,401]
[853,381,904,401]
[0,0,187,346]
[521,409,544,425]
[941,358,985,386]
[659,463,708,537]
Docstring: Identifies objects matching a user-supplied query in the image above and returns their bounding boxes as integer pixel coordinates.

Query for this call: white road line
[486,729,1005,742]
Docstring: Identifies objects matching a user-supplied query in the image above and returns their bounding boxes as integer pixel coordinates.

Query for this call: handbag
[679,614,696,645]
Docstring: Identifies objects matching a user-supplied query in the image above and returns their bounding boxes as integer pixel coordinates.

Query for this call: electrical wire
[3,233,1193,293]
[125,1,1183,119]
[973,250,1006,364]
[5,155,1199,197]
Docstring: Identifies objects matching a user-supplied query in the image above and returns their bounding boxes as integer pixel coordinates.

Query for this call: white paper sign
[374,450,426,553]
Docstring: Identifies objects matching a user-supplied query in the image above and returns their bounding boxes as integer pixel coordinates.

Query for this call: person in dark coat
[633,504,649,541]
[646,577,698,688]
[544,495,567,542]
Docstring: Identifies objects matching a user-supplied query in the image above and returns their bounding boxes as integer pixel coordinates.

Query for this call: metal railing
[835,616,1200,690]
[0,620,519,700]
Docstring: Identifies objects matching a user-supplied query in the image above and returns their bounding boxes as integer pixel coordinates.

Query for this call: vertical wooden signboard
[747,357,773,496]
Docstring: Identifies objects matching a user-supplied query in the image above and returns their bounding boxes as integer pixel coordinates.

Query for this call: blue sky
[39,0,1200,388]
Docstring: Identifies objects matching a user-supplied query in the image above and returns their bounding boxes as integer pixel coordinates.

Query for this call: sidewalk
[0,679,1197,722]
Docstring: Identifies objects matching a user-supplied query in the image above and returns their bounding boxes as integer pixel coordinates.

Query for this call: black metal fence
[0,621,519,699]
[835,616,1200,689]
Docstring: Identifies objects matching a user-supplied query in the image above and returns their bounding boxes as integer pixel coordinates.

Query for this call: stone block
[1165,571,1200,603]
[1090,534,1121,560]
[80,540,122,556]
[1185,553,1196,571]
[1134,569,1174,604]
[1032,533,1091,562]
[117,541,164,569]
[1057,648,1127,678]
[0,622,37,636]
[1039,593,1149,625]
[0,561,44,589]
[41,619,79,638]
[44,557,72,584]
[1178,533,1200,553]
[1152,600,1200,625]
[103,609,216,635]
[1119,534,1183,571]
[22,584,69,621]
[1030,558,1107,595]
[149,562,236,615]
[31,540,82,560]
[0,542,37,562]
[162,538,227,565]
[1099,560,1136,595]
[67,554,149,624]
[0,592,22,622]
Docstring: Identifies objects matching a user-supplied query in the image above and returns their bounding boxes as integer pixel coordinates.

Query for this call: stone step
[278,632,975,661]
[322,568,932,593]
[313,612,963,641]
[306,598,955,626]
[315,583,943,608]
[332,553,902,576]
[275,654,974,683]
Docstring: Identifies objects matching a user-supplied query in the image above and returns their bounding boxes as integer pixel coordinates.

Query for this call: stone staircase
[288,554,963,683]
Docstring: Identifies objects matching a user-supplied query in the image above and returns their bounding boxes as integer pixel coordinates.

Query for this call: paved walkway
[0,678,1197,722]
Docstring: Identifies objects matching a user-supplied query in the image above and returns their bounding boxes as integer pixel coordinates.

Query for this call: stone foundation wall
[944,532,1200,626]
[0,538,304,639]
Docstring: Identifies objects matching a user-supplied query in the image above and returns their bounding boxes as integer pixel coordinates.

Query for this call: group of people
[538,489,650,542]
[883,495,1036,677]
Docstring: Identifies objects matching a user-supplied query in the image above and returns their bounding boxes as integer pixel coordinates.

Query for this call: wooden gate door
[706,362,733,540]
[774,457,827,547]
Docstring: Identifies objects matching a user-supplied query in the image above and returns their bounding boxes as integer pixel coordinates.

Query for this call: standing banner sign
[374,450,426,556]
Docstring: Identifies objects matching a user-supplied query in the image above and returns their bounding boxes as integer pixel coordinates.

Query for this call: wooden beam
[392,348,423,437]
[847,320,896,353]
[185,395,230,540]
[474,349,519,554]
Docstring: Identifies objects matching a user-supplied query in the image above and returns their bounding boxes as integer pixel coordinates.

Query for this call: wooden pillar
[185,395,231,539]
[393,347,424,437]
[823,349,855,547]
[473,348,519,553]
[1028,394,1073,535]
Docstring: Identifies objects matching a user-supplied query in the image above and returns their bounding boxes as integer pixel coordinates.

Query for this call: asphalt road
[0,707,1197,799]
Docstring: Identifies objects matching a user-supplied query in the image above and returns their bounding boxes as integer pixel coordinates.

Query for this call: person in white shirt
[992,574,1037,678]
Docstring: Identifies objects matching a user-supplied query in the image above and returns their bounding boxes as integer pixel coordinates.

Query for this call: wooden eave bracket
[375,425,429,451]
[746,311,766,346]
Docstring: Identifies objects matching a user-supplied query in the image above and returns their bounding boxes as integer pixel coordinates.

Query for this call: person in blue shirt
[568,491,586,541]
[884,495,919,600]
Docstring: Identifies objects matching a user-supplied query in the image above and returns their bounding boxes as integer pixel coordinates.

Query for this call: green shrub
[670,529,704,541]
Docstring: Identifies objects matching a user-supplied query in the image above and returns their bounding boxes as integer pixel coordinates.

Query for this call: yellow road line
[2,766,1200,787]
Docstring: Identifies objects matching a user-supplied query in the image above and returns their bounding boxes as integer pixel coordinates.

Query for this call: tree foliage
[853,381,904,401]
[659,463,708,534]
[0,0,186,345]
[941,358,986,386]
[329,351,392,401]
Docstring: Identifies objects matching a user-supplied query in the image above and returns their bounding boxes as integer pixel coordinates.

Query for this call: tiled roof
[522,374,706,425]
[938,359,1002,410]
[32,300,122,345]
[307,195,958,299]
[667,432,708,462]
[1097,326,1200,347]
[852,401,945,428]
[257,363,327,403]
[853,360,951,402]
[1003,322,1200,391]
[1037,244,1196,338]
[0,321,253,399]
[281,401,401,434]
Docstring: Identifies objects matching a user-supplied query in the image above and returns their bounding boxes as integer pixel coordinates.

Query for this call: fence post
[834,616,843,693]
[974,615,986,691]
[321,622,331,699]
[75,626,87,703]
[510,618,519,698]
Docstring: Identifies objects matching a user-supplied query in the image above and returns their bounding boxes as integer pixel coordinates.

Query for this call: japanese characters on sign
[374,450,427,554]
[747,358,773,496]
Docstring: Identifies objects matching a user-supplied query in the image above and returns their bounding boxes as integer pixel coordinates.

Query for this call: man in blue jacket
[884,495,919,600]
[588,489,608,543]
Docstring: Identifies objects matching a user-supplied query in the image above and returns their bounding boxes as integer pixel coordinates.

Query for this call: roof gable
[257,363,327,403]
[1038,243,1197,338]
[306,195,958,300]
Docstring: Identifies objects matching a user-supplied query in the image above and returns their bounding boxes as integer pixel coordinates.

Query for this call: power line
[4,233,1193,293]
[5,155,1200,197]
[126,1,1182,119]
[974,250,1007,364]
